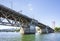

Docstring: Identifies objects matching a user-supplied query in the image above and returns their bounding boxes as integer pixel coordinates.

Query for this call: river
[0,32,60,41]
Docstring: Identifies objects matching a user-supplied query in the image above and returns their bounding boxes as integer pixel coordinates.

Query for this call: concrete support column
[30,25,36,34]
[40,27,48,34]
[35,26,42,33]
[45,27,48,33]
[20,27,24,34]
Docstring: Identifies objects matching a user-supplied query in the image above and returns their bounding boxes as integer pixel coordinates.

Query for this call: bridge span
[0,5,54,34]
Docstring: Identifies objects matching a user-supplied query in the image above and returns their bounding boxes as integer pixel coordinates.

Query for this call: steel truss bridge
[0,5,54,34]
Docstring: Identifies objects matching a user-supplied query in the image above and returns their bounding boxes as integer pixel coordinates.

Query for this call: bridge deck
[0,5,47,27]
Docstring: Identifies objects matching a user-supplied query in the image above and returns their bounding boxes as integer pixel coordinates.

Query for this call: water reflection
[22,34,35,41]
[35,33,60,41]
[22,33,60,41]
[0,32,22,41]
[35,33,45,41]
[0,32,60,41]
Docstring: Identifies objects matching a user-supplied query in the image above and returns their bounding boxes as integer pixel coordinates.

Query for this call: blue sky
[0,0,60,28]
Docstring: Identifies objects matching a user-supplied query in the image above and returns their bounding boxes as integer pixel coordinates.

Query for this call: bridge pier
[41,28,48,34]
[35,26,42,33]
[20,24,50,34]
[20,27,24,34]
[20,25,36,34]
[35,26,49,34]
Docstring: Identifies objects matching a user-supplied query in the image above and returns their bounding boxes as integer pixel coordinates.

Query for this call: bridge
[0,5,54,34]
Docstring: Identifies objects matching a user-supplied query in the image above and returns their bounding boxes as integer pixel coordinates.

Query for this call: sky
[0,0,60,28]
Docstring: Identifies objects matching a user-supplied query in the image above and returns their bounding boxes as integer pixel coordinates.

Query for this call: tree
[54,27,60,32]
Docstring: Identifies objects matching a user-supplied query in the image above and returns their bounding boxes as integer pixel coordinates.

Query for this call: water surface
[0,32,60,41]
